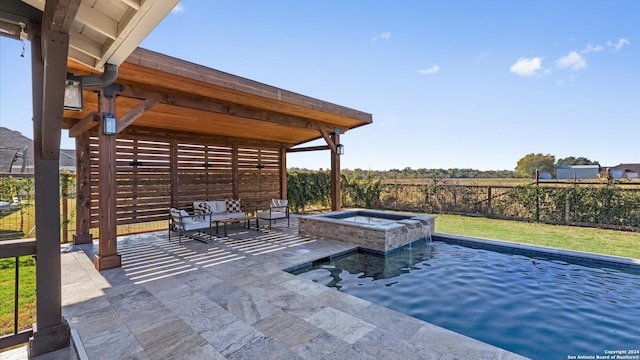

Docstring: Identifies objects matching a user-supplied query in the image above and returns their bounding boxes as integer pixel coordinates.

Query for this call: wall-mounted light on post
[63,74,83,111]
[336,144,344,155]
[103,113,117,135]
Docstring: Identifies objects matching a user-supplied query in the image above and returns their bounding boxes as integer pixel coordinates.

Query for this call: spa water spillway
[298,209,435,253]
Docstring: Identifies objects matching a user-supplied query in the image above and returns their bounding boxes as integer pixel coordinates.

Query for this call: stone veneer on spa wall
[298,209,436,253]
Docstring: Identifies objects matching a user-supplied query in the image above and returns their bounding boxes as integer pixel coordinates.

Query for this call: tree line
[290,153,601,180]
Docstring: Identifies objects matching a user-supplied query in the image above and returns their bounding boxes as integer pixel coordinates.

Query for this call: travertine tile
[81,324,148,360]
[253,311,324,349]
[136,319,208,360]
[292,332,364,360]
[410,323,503,359]
[201,319,265,356]
[305,307,376,344]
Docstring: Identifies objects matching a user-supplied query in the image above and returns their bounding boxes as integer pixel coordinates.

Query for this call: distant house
[0,127,75,174]
[607,163,640,179]
[556,165,600,179]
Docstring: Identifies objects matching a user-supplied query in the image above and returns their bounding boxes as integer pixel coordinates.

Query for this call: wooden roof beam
[116,95,162,134]
[68,111,100,137]
[119,85,344,133]
[287,145,330,153]
[39,0,80,159]
[120,125,291,149]
[319,128,337,154]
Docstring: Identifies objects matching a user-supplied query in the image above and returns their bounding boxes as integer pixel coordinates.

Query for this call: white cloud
[509,57,544,77]
[371,32,391,42]
[418,65,440,75]
[608,38,630,51]
[556,51,587,71]
[171,2,185,14]
[582,43,604,54]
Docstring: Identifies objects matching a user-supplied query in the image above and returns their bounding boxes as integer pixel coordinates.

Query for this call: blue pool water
[292,240,640,359]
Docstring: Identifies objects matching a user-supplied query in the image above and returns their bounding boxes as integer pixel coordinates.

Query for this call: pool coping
[285,232,640,273]
[434,232,640,271]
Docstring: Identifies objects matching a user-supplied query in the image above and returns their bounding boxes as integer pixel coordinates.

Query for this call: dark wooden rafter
[319,128,338,154]
[115,125,291,149]
[116,94,162,133]
[38,0,80,160]
[0,20,22,39]
[41,0,79,37]
[68,111,100,137]
[287,145,331,153]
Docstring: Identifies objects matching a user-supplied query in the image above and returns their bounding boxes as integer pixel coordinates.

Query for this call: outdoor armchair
[168,208,211,244]
[257,199,289,229]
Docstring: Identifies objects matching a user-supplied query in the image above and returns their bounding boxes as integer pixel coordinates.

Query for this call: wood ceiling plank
[75,2,118,40]
[69,30,102,59]
[120,0,141,11]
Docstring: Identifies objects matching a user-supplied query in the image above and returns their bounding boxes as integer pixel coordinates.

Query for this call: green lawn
[0,256,36,337]
[433,214,640,260]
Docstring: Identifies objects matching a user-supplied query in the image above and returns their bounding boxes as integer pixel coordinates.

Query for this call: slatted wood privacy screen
[87,132,283,230]
[237,147,281,208]
[176,142,234,209]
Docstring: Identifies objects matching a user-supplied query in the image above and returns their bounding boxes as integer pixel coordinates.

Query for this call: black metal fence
[0,239,36,350]
[379,182,640,231]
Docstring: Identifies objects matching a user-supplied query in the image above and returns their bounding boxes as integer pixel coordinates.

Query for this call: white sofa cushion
[211,200,227,213]
[257,210,287,220]
[179,210,193,224]
[194,200,228,214]
[183,219,209,231]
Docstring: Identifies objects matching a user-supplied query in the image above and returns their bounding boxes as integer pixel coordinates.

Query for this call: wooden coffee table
[214,215,258,236]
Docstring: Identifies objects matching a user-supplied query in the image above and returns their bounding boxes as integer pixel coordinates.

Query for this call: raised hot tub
[298,209,435,254]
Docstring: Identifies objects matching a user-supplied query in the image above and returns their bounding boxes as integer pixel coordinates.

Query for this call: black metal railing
[0,238,36,350]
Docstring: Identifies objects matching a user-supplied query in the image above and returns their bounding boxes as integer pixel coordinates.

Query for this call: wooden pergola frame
[62,48,372,272]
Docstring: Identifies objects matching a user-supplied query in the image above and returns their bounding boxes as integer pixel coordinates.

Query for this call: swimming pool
[290,237,640,359]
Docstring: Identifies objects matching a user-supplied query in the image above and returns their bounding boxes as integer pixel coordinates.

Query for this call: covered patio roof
[62,47,372,148]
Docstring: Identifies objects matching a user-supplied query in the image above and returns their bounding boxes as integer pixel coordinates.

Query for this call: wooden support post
[94,90,121,271]
[330,133,341,211]
[61,176,69,243]
[280,147,287,200]
[170,137,178,208]
[28,33,70,358]
[487,186,492,216]
[232,144,239,199]
[73,132,93,244]
[564,188,571,224]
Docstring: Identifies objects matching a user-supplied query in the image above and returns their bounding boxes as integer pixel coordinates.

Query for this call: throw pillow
[226,199,241,213]
[197,201,212,214]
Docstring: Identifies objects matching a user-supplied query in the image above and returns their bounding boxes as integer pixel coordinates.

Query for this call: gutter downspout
[81,63,118,88]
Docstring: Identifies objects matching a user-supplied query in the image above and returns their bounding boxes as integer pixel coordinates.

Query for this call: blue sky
[1,0,638,171]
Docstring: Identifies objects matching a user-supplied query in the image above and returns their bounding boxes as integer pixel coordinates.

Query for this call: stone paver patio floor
[5,216,527,359]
